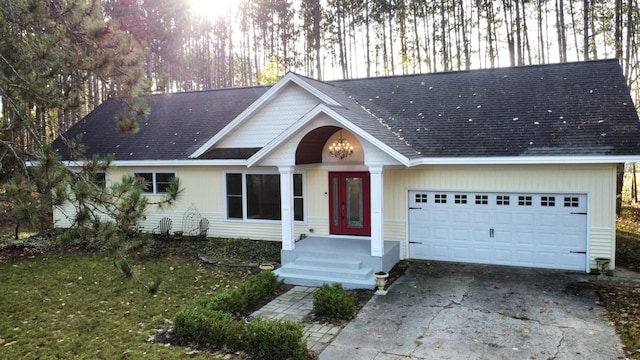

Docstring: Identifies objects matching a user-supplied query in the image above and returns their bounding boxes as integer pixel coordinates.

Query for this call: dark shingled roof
[331,59,640,158]
[53,86,270,161]
[54,60,640,162]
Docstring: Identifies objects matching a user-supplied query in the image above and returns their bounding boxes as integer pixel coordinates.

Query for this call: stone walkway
[250,286,342,353]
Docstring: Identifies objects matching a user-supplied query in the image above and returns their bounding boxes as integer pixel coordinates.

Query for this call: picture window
[226,173,304,221]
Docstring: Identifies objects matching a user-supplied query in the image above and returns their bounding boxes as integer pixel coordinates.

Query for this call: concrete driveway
[320,261,625,360]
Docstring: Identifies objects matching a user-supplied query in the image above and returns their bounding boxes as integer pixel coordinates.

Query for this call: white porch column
[369,166,384,257]
[279,166,295,251]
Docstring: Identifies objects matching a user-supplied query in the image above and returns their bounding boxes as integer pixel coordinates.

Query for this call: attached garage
[408,190,588,271]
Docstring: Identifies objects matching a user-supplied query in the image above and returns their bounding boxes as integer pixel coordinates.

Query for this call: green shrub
[313,283,355,321]
[195,271,281,316]
[197,289,249,315]
[173,306,244,349]
[240,271,281,304]
[244,318,308,360]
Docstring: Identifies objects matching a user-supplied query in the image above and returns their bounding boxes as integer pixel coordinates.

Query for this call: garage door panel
[493,248,512,262]
[452,246,473,260]
[430,209,449,222]
[408,191,587,271]
[513,231,534,244]
[471,211,491,224]
[515,213,536,226]
[494,212,513,225]
[453,229,470,241]
[538,213,558,227]
[473,247,492,261]
[432,227,450,241]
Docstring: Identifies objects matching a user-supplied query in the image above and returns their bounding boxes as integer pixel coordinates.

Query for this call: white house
[53,59,640,289]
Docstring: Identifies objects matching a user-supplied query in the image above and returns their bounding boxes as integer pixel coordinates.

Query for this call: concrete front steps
[274,256,376,290]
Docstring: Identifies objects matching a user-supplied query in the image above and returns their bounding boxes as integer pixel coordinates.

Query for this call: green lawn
[0,252,245,359]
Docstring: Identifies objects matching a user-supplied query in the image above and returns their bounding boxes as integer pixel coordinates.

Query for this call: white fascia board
[189,73,339,159]
[247,104,411,167]
[59,159,248,167]
[408,155,640,166]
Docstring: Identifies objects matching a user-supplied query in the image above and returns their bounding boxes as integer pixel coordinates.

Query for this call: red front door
[329,172,371,236]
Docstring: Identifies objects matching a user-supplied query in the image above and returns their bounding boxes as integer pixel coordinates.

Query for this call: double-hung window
[133,171,176,194]
[226,172,304,221]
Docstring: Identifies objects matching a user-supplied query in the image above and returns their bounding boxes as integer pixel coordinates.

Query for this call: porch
[274,236,401,290]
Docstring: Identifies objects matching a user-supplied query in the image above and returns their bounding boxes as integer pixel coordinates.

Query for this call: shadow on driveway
[320,261,625,360]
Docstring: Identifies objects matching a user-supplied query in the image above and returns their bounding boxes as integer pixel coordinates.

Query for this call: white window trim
[223,170,306,223]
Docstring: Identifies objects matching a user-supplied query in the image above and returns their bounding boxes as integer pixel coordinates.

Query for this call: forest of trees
[1,0,640,165]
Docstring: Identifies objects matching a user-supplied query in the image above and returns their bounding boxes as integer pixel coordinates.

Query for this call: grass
[0,236,280,359]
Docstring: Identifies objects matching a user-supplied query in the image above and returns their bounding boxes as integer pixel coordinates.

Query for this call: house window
[496,195,510,205]
[434,194,447,204]
[226,172,304,221]
[133,171,176,194]
[518,196,532,206]
[541,196,555,207]
[454,194,467,204]
[93,172,107,187]
[475,195,488,205]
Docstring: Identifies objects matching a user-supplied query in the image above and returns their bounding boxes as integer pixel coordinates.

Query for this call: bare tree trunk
[502,0,516,66]
[521,0,532,64]
[568,0,580,60]
[515,0,522,65]
[388,4,396,74]
[538,0,546,63]
[632,163,637,202]
[556,0,567,62]
[615,0,623,60]
[617,163,624,215]
[412,1,422,73]
[365,0,371,77]
[441,0,449,70]
[460,1,470,69]
[583,0,589,60]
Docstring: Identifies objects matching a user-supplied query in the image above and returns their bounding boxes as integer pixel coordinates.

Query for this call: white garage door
[408,191,587,271]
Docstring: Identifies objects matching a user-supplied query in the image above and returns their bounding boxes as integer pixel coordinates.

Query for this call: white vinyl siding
[218,84,319,148]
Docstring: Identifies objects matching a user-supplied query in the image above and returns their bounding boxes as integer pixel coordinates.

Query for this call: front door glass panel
[346,177,363,228]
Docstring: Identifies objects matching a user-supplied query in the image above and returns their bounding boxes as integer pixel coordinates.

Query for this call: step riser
[273,270,376,290]
[278,266,372,280]
[294,257,363,270]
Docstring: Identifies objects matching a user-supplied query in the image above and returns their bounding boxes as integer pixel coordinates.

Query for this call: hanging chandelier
[329,130,354,159]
